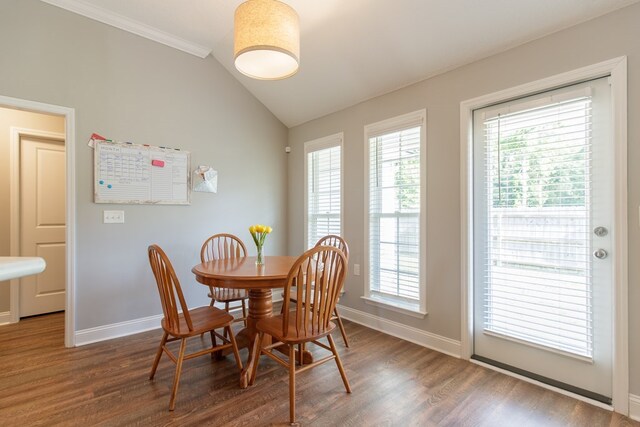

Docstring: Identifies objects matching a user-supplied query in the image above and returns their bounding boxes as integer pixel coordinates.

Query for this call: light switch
[353,264,360,276]
[103,210,125,224]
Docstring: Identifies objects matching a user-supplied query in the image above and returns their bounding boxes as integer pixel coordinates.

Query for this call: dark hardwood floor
[0,312,637,426]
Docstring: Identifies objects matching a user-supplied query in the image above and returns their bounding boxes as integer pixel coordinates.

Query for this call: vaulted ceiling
[42,0,639,127]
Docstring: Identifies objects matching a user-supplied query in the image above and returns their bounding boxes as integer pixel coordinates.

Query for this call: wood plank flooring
[0,312,637,426]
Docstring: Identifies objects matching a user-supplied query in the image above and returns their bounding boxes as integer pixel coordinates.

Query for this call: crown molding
[40,0,212,58]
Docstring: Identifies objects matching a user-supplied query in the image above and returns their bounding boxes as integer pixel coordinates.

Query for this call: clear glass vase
[256,245,264,265]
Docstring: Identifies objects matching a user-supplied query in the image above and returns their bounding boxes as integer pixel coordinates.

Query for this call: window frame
[303,132,344,250]
[363,110,427,317]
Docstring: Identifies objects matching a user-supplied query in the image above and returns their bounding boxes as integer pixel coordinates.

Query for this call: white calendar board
[94,141,190,205]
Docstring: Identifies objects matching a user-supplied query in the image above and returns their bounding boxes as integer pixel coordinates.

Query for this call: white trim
[64,109,77,349]
[303,132,344,250]
[337,304,460,358]
[360,296,427,318]
[459,57,628,414]
[471,359,613,412]
[8,127,20,324]
[364,109,427,314]
[629,394,640,422]
[40,0,211,58]
[610,57,629,416]
[460,90,474,361]
[0,94,77,348]
[74,300,261,346]
[75,314,163,346]
[303,132,344,153]
[0,311,11,325]
[364,110,426,138]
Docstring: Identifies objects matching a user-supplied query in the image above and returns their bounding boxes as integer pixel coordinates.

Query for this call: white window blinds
[481,93,593,357]
[368,124,422,303]
[306,138,341,249]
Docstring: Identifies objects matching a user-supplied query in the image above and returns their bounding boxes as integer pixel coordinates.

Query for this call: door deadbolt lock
[593,249,608,259]
[593,226,608,237]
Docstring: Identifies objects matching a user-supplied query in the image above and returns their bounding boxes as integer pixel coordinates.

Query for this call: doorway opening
[0,95,76,348]
[471,77,613,402]
[460,57,628,414]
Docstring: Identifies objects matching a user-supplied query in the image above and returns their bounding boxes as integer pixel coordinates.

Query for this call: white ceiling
[42,0,638,127]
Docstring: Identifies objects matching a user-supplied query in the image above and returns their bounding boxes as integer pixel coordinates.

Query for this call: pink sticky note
[151,160,165,167]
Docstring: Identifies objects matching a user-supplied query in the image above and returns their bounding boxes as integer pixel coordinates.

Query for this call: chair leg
[328,334,351,393]
[248,331,265,386]
[227,325,243,371]
[210,330,218,359]
[150,331,168,379]
[289,343,296,425]
[333,307,350,348]
[224,302,230,339]
[204,291,215,338]
[202,298,215,338]
[169,338,188,411]
[241,299,247,327]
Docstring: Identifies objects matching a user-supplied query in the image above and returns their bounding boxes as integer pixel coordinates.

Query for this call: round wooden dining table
[192,255,307,388]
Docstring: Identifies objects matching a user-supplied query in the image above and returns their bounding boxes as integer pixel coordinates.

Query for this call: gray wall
[0,108,65,312]
[0,0,288,329]
[287,3,640,394]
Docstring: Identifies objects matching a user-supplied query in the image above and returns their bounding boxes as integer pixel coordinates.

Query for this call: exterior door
[19,136,66,317]
[473,77,613,401]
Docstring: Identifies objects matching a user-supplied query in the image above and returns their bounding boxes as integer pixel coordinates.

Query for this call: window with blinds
[481,92,593,358]
[365,111,425,312]
[305,134,342,249]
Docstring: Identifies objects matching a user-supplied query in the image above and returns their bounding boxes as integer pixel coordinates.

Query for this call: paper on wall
[193,165,217,193]
[88,132,110,148]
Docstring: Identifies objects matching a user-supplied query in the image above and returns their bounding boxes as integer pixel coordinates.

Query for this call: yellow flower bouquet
[249,224,272,265]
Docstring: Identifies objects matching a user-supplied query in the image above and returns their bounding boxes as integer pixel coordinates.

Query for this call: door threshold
[471,355,613,410]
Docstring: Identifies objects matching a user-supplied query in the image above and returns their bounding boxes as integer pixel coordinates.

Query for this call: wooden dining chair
[249,245,351,425]
[283,235,351,347]
[147,244,243,411]
[201,233,249,326]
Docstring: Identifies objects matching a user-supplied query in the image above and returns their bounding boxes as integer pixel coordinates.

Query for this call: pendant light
[234,0,300,80]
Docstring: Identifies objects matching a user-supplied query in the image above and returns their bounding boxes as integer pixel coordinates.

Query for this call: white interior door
[473,77,613,402]
[19,136,66,317]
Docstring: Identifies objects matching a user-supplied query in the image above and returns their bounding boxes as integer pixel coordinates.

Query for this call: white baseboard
[630,394,640,421]
[337,304,461,358]
[0,311,11,325]
[75,313,163,346]
[74,300,267,347]
[74,298,440,350]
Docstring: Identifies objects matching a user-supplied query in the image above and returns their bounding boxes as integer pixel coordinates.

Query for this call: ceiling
[42,0,638,127]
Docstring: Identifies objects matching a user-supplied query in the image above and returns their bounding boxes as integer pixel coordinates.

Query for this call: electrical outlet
[103,210,125,224]
[353,263,360,276]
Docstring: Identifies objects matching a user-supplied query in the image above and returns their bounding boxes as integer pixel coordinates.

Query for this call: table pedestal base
[227,288,313,388]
